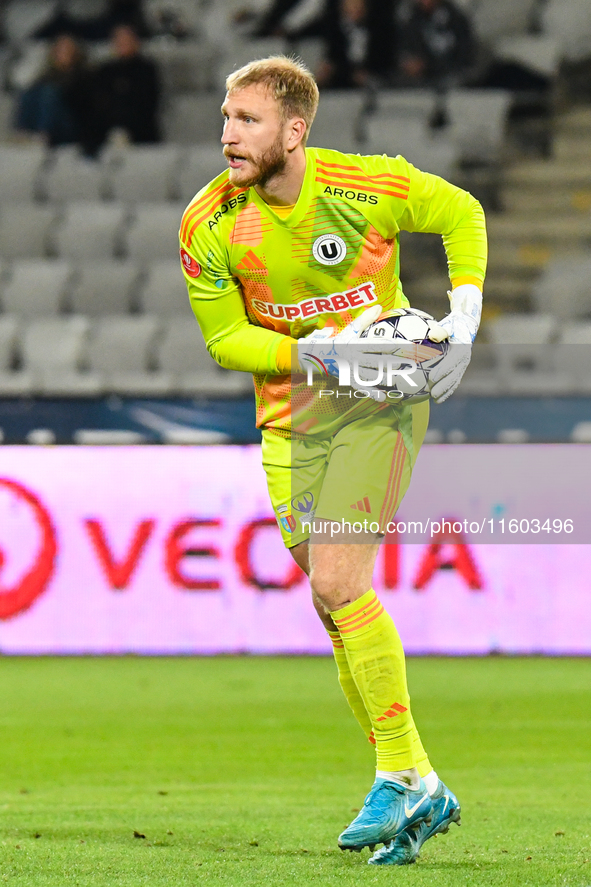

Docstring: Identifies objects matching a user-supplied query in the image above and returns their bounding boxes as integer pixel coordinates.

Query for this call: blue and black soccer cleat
[368,779,461,865]
[338,777,433,852]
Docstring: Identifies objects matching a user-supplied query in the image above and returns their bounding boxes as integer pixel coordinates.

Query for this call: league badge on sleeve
[180,248,202,278]
[276,504,296,533]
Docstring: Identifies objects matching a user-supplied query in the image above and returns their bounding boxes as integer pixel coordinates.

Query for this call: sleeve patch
[180,248,202,278]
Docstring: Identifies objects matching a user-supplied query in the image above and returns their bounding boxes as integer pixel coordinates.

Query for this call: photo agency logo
[301,351,420,400]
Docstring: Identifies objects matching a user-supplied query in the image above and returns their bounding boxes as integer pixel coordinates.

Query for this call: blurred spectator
[282,0,397,88]
[395,0,476,88]
[84,24,160,155]
[15,34,93,147]
[147,1,192,39]
[256,0,307,36]
[35,0,150,41]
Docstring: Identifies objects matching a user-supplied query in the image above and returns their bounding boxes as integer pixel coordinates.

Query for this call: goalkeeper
[179,56,487,866]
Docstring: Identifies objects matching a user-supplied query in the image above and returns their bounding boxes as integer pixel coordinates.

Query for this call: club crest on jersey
[180,248,201,278]
[276,504,296,533]
[312,234,347,266]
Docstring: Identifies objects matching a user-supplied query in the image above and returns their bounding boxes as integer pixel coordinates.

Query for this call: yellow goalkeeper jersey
[179,147,487,437]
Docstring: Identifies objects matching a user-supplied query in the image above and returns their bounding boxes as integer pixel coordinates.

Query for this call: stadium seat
[88,315,174,395]
[488,312,556,345]
[542,0,591,64]
[69,260,141,315]
[456,345,503,396]
[371,89,436,118]
[0,145,46,201]
[145,41,218,94]
[0,203,57,259]
[157,316,253,396]
[21,315,102,396]
[0,369,33,395]
[307,90,366,154]
[531,256,591,320]
[472,0,538,41]
[446,89,512,164]
[163,94,226,145]
[488,313,569,394]
[366,115,458,179]
[139,261,192,316]
[0,314,33,395]
[0,314,18,370]
[495,35,561,80]
[1,259,72,316]
[559,322,591,345]
[177,146,226,202]
[44,146,105,201]
[109,145,183,202]
[125,203,185,262]
[555,322,591,393]
[0,92,15,142]
[53,201,128,260]
[2,1,58,42]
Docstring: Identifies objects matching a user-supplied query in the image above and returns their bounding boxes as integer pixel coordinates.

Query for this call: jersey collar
[250,148,315,228]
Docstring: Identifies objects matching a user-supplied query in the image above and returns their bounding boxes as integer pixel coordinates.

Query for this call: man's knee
[309,542,381,611]
[290,541,350,611]
[310,565,342,610]
[310,562,361,611]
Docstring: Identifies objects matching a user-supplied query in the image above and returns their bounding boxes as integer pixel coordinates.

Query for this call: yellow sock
[328,622,432,770]
[409,713,432,777]
[327,630,375,745]
[332,588,417,771]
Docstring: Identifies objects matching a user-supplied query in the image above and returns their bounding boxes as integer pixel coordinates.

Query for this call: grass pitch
[0,656,590,887]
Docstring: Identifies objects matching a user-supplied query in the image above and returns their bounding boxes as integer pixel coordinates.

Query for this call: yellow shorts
[262,401,430,548]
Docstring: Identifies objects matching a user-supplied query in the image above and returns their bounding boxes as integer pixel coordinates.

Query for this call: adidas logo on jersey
[236,250,267,273]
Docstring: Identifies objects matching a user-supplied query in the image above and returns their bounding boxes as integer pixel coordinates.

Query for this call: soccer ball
[359,308,449,403]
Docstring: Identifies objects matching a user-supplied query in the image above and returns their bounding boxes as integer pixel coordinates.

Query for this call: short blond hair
[225,55,319,144]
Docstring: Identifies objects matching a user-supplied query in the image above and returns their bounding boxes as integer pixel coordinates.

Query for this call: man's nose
[221,119,238,144]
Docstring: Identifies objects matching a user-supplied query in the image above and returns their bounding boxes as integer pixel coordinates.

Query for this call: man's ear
[286,117,307,150]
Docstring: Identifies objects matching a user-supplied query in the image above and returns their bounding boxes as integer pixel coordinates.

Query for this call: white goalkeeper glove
[427,284,482,403]
[429,284,482,345]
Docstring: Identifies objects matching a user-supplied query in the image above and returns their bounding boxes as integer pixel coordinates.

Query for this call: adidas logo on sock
[376,702,408,722]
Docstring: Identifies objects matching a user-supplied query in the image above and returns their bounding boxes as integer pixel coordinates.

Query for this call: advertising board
[0,446,589,654]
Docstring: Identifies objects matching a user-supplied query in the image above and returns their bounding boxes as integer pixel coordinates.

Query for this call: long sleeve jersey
[179,146,487,437]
